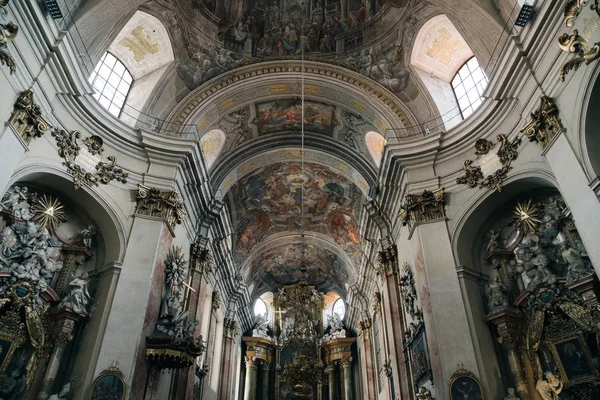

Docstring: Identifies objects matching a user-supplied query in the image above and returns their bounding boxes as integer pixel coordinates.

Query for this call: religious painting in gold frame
[0,333,18,375]
[89,364,127,400]
[448,365,484,400]
[548,333,599,387]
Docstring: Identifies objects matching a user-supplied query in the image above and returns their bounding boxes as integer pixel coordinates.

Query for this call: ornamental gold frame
[547,333,600,387]
[88,367,127,400]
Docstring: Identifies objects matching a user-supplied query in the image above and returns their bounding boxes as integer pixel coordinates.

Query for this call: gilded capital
[191,244,213,275]
[212,290,222,312]
[245,355,257,368]
[9,90,52,145]
[224,318,240,338]
[376,245,398,275]
[399,188,446,237]
[520,96,563,151]
[357,317,372,338]
[340,357,353,368]
[135,184,186,235]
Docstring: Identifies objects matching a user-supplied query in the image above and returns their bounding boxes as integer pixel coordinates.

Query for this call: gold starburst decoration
[511,199,542,233]
[31,194,67,230]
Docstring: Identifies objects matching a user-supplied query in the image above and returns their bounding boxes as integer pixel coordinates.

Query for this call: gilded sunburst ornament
[31,194,67,229]
[511,199,542,233]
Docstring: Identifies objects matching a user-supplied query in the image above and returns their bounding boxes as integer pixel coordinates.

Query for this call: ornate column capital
[372,292,382,315]
[224,318,240,338]
[211,291,222,312]
[190,243,213,275]
[357,317,372,338]
[485,309,525,350]
[260,360,271,371]
[376,245,398,275]
[135,184,186,236]
[399,188,447,238]
[245,355,257,368]
[340,357,353,368]
[520,96,563,152]
[9,90,53,145]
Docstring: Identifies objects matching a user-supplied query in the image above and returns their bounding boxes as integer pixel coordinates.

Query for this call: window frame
[451,57,488,120]
[88,52,133,118]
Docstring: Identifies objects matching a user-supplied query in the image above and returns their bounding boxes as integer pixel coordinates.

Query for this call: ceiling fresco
[246,243,351,293]
[255,99,336,135]
[229,162,363,256]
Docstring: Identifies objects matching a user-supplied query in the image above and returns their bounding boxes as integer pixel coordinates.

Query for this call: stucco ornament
[322,313,346,341]
[560,241,594,282]
[252,314,271,339]
[520,97,563,151]
[59,273,91,314]
[535,371,563,400]
[8,91,53,145]
[0,6,18,75]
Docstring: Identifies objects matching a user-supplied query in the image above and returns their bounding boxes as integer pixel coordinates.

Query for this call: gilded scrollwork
[558,30,600,82]
[520,97,563,151]
[51,129,128,190]
[399,188,446,236]
[9,91,52,145]
[135,185,186,235]
[0,3,18,75]
[456,135,521,193]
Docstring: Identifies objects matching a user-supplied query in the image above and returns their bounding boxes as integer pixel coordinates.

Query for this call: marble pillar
[94,208,174,391]
[358,324,377,400]
[341,357,353,400]
[544,133,600,275]
[218,327,236,400]
[260,361,270,400]
[412,220,481,391]
[328,362,338,400]
[243,356,257,400]
[378,247,412,399]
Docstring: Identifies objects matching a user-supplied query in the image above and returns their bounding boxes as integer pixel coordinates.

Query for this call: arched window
[451,57,488,119]
[88,52,133,117]
[332,298,346,319]
[254,298,268,319]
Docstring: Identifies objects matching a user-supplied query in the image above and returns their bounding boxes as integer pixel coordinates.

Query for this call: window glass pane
[88,52,133,117]
[113,61,125,76]
[333,299,345,319]
[104,52,116,68]
[452,57,488,120]
[254,299,268,318]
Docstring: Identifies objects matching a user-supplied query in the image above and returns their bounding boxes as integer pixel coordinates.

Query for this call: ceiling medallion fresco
[173,0,413,101]
[230,162,363,259]
[248,243,349,291]
[255,99,336,135]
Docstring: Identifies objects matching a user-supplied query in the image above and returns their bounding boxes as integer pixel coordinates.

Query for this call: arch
[200,129,226,169]
[6,166,127,263]
[410,14,477,130]
[365,131,387,167]
[101,10,175,126]
[582,62,600,180]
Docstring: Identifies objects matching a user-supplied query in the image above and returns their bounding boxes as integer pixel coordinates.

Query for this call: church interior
[1,1,600,399]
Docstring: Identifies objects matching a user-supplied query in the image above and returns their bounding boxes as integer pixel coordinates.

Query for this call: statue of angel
[47,383,70,400]
[60,272,91,314]
[536,371,563,400]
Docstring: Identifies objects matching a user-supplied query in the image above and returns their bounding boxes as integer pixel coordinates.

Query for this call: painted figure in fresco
[535,371,563,400]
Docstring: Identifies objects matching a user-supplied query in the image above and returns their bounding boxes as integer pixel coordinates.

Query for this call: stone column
[37,308,86,399]
[401,188,483,392]
[328,362,337,400]
[341,357,353,400]
[523,96,600,274]
[375,246,412,400]
[93,185,184,393]
[486,310,528,399]
[260,361,270,400]
[0,90,52,194]
[219,318,239,400]
[358,318,376,400]
[243,356,258,400]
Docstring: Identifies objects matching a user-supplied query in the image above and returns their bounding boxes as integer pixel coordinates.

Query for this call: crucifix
[181,274,196,308]
[274,307,287,333]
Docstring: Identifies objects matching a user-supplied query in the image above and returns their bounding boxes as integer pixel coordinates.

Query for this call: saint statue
[535,371,563,400]
[59,272,91,314]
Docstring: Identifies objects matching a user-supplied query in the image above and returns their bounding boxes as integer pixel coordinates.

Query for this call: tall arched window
[451,57,488,119]
[332,298,346,319]
[253,298,268,319]
[88,52,133,117]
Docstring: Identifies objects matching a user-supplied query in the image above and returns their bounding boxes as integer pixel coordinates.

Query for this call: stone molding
[134,184,186,236]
